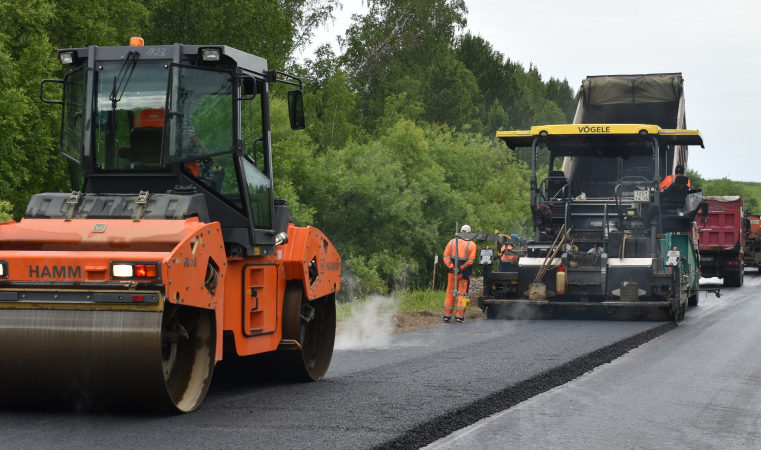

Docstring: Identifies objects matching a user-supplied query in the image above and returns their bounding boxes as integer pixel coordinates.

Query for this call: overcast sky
[299,1,761,181]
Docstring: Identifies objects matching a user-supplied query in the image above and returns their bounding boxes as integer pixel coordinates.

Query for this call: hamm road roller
[0,39,340,412]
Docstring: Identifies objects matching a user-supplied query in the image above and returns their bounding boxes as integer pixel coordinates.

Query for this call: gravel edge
[375,322,677,449]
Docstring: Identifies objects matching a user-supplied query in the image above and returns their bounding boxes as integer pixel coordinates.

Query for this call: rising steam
[334,295,397,350]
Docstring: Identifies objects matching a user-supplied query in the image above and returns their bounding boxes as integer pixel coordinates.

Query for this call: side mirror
[40,79,64,105]
[700,201,710,223]
[287,90,305,130]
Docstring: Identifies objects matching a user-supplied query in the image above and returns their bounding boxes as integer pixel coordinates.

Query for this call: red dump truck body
[696,196,744,286]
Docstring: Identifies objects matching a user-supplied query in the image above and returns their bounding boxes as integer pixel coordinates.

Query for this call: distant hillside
[736,181,761,213]
[689,170,761,211]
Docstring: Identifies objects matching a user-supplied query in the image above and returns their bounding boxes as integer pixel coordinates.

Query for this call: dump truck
[481,124,703,320]
[571,73,689,186]
[697,196,744,286]
[743,212,761,268]
[0,39,340,412]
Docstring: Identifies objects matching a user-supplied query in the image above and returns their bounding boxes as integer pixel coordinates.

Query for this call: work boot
[442,315,451,323]
[455,317,464,323]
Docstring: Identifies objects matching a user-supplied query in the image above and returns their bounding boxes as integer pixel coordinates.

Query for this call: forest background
[2,0,758,300]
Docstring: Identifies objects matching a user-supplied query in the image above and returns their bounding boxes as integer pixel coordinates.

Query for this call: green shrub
[0,201,14,222]
[338,254,388,302]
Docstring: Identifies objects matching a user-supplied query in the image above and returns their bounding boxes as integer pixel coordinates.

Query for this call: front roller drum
[0,303,215,412]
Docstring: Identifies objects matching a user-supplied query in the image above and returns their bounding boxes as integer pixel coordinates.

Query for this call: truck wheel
[724,270,743,287]
[671,301,685,322]
[688,292,699,307]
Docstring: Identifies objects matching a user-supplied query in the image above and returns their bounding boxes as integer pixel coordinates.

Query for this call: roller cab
[0,41,340,412]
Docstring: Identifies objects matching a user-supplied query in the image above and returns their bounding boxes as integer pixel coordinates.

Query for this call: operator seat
[118,108,164,166]
[660,175,690,209]
[545,170,569,199]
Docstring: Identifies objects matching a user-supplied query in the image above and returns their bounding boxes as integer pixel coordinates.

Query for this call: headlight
[201,49,221,61]
[59,52,74,65]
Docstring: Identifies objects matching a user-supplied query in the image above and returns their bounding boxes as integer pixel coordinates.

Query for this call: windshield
[554,143,655,198]
[94,60,170,171]
[163,65,234,164]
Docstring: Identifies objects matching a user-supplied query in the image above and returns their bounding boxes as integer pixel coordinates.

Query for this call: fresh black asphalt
[0,314,674,448]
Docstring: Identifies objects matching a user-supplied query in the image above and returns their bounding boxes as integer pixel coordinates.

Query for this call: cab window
[94,60,169,171]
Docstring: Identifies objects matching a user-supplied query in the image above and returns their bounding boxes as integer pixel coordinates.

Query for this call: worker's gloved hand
[459,265,467,271]
[447,266,454,273]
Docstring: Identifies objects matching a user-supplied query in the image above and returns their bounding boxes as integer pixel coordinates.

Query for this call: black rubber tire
[671,301,685,322]
[278,282,336,381]
[688,291,699,307]
[724,270,743,287]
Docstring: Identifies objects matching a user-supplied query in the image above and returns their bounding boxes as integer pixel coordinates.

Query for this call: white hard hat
[460,224,471,233]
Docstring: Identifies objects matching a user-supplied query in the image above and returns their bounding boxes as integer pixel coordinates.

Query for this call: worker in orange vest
[499,235,520,271]
[443,224,476,323]
[660,165,691,191]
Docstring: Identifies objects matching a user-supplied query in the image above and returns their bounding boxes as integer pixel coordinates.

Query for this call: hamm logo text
[28,265,82,279]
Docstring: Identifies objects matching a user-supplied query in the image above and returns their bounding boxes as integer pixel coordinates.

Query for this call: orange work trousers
[443,272,469,319]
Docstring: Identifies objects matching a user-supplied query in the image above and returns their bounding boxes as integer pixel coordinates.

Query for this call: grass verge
[336,289,445,322]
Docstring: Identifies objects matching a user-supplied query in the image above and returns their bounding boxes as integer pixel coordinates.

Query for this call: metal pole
[530,138,540,240]
[453,222,460,304]
[431,253,438,290]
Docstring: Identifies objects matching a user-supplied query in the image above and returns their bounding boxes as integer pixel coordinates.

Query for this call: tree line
[4,0,741,298]
[1,0,572,295]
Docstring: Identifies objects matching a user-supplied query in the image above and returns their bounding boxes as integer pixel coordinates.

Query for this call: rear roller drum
[280,281,336,380]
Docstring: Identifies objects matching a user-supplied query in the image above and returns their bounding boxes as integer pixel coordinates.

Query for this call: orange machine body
[0,217,341,361]
[746,214,761,240]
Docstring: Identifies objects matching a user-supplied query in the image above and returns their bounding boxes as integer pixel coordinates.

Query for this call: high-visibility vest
[443,238,475,270]
[660,174,691,191]
[500,244,519,264]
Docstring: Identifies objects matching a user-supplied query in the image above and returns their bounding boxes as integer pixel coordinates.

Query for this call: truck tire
[725,269,744,287]
[723,272,734,287]
[688,291,699,307]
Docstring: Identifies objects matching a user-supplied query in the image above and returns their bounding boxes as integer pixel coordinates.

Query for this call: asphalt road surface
[429,274,760,449]
[2,281,746,449]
